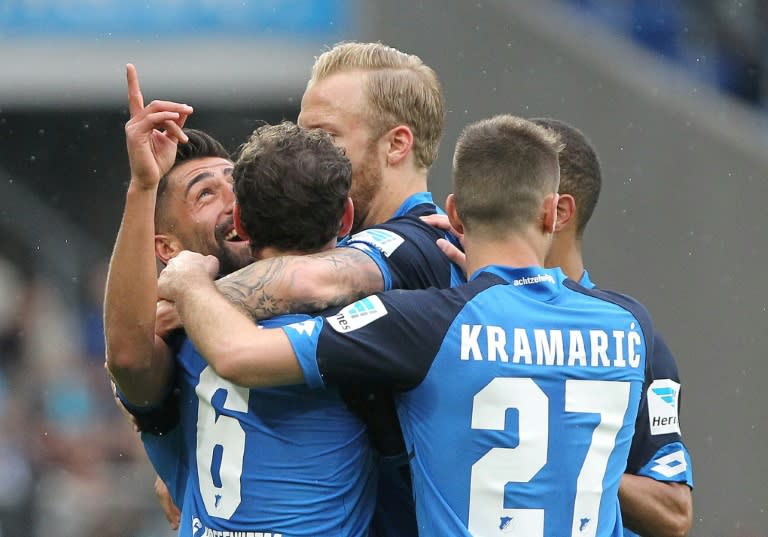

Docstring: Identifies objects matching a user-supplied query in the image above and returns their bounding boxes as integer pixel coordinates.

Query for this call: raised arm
[104,64,192,406]
[214,246,384,320]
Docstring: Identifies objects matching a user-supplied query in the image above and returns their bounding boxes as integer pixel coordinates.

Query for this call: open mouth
[224,228,243,242]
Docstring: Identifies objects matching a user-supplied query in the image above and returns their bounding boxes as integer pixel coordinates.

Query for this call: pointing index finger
[126,63,144,118]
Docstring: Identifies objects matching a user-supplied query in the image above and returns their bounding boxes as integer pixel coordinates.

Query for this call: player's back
[174,315,376,537]
[397,267,651,537]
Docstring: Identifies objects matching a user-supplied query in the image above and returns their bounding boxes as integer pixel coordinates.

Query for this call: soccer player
[427,119,695,537]
[188,41,463,322]
[157,114,656,536]
[105,65,374,536]
[531,118,693,537]
[150,41,461,537]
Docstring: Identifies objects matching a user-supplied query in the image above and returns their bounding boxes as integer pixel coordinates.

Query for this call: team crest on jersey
[647,378,681,435]
[327,296,387,333]
[349,228,404,257]
[191,517,204,537]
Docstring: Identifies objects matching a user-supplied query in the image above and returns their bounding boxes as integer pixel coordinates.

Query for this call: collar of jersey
[391,192,440,218]
[472,265,567,300]
[579,269,595,289]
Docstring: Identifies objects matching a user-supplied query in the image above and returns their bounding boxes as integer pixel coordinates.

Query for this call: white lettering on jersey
[327,296,387,333]
[461,324,483,361]
[512,273,556,286]
[648,379,681,435]
[650,450,688,478]
[349,228,405,257]
[458,324,643,369]
[192,516,284,537]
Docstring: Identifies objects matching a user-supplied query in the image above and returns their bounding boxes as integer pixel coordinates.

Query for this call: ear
[542,192,560,234]
[338,197,354,238]
[233,203,251,242]
[154,234,183,265]
[384,125,414,167]
[445,194,465,235]
[554,193,576,233]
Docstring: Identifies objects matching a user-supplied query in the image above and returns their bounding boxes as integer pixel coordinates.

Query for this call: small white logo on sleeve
[650,450,688,478]
[648,379,681,435]
[349,229,405,257]
[327,296,388,333]
[288,320,316,337]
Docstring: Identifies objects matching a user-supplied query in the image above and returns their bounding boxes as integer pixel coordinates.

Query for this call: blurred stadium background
[0,1,766,535]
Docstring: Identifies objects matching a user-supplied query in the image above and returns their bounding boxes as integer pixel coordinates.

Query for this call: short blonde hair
[310,41,445,170]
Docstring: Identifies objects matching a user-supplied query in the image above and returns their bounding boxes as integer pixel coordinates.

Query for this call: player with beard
[196,42,464,320]
[151,41,463,537]
[106,65,375,536]
[157,114,656,536]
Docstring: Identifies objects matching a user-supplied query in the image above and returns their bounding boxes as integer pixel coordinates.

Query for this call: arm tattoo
[215,248,383,320]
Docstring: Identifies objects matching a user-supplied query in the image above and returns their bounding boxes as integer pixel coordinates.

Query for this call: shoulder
[565,280,654,330]
[566,280,650,314]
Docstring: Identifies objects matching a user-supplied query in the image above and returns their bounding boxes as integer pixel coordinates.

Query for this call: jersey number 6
[195,366,250,519]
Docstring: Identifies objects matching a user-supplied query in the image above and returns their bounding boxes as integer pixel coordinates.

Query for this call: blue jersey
[119,363,189,508]
[285,266,654,537]
[578,272,694,537]
[342,192,464,536]
[344,192,465,291]
[142,421,188,508]
[129,315,376,537]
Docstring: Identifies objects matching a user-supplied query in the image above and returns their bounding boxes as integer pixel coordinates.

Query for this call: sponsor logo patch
[327,296,387,333]
[349,229,404,257]
[648,378,681,435]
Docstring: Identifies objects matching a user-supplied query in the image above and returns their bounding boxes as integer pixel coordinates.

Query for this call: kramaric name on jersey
[459,324,643,367]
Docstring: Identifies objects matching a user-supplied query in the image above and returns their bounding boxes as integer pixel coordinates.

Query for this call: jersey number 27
[469,377,630,537]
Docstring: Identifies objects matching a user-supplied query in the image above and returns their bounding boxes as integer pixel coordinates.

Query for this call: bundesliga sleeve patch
[348,228,405,257]
[327,296,388,333]
[647,378,681,435]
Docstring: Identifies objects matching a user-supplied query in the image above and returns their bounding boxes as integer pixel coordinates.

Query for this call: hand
[436,238,467,276]
[124,63,193,189]
[420,213,463,242]
[420,214,467,276]
[154,475,181,530]
[155,299,182,337]
[157,250,219,302]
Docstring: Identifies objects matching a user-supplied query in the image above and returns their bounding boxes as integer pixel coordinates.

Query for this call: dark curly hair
[233,121,352,255]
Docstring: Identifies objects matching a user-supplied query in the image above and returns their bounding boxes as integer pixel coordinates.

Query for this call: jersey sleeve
[344,216,463,291]
[625,333,694,487]
[116,382,180,436]
[283,287,468,391]
[114,334,184,436]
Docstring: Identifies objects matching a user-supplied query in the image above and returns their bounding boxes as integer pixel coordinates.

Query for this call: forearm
[619,473,692,537]
[175,280,302,387]
[215,247,383,320]
[104,183,168,403]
